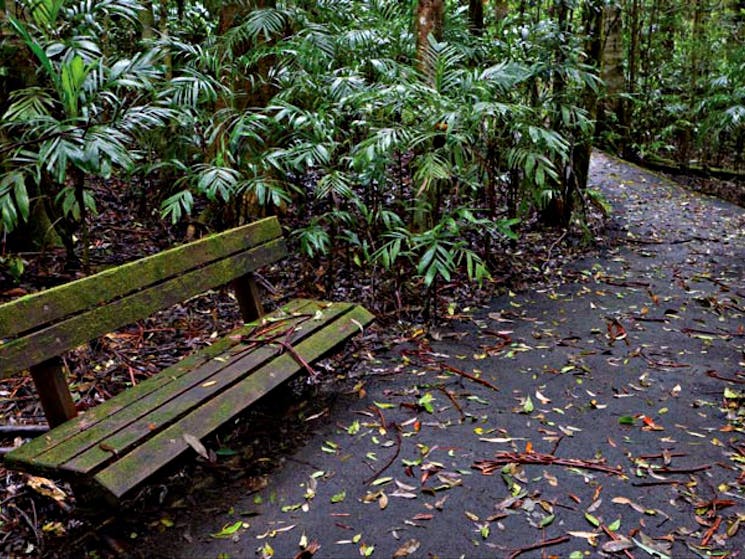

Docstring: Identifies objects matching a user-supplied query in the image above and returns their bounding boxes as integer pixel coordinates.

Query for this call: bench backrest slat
[0,217,286,378]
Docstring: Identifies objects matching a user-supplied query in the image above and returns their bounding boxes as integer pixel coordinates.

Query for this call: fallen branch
[363,422,401,485]
[700,515,722,547]
[657,464,711,474]
[440,364,499,392]
[507,534,570,559]
[473,451,624,477]
[599,277,651,288]
[437,385,465,420]
[239,315,319,381]
[706,369,745,384]
[632,480,682,487]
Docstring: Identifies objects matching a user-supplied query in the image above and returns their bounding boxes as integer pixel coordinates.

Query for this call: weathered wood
[0,217,284,339]
[1,215,375,504]
[4,299,316,469]
[29,358,77,427]
[42,303,353,474]
[232,273,264,323]
[94,304,374,499]
[0,238,287,378]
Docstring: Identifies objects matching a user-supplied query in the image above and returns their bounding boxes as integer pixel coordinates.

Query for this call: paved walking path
[145,153,745,559]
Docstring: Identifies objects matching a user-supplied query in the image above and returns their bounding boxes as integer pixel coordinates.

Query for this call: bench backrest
[0,217,286,378]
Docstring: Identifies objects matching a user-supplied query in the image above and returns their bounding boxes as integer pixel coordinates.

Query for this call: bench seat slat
[0,217,283,340]
[0,238,287,378]
[58,302,355,475]
[3,299,317,469]
[95,304,374,499]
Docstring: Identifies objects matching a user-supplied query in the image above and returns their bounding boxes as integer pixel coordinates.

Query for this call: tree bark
[139,0,155,42]
[573,2,605,197]
[415,0,445,78]
[494,0,508,22]
[160,0,172,79]
[690,0,708,81]
[598,3,623,144]
[468,0,484,35]
[624,0,640,159]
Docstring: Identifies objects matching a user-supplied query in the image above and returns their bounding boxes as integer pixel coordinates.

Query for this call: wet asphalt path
[146,153,745,559]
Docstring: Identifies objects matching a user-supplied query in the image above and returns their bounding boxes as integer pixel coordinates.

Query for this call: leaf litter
[2,156,745,558]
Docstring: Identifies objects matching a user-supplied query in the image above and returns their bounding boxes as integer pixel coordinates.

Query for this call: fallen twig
[239,314,319,381]
[507,534,570,559]
[599,277,651,288]
[440,364,499,392]
[363,422,401,485]
[437,386,465,420]
[700,515,722,546]
[542,230,568,271]
[637,451,686,460]
[631,480,682,487]
[657,464,711,474]
[706,369,745,384]
[473,451,624,477]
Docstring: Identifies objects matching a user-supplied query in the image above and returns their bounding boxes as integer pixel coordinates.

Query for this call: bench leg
[231,273,264,323]
[29,357,77,427]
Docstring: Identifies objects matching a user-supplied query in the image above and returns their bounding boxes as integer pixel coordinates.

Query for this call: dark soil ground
[1,152,744,558]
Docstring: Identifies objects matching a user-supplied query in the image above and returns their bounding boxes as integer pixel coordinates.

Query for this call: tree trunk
[690,0,708,81]
[159,0,172,79]
[598,3,623,146]
[572,2,605,200]
[139,0,155,42]
[468,0,484,35]
[415,0,445,78]
[494,0,508,22]
[624,0,640,159]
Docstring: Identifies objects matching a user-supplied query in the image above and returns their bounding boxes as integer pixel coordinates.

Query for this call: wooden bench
[0,216,373,503]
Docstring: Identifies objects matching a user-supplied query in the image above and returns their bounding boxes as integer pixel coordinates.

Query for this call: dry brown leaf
[26,475,67,504]
[392,539,421,558]
[183,433,209,460]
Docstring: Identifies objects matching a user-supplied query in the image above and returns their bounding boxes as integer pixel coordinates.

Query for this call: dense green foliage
[0,0,741,315]
[602,0,744,167]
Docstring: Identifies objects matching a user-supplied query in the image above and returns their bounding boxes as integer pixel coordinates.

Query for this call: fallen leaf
[294,539,321,559]
[523,395,534,413]
[392,539,420,558]
[26,476,68,504]
[183,433,209,460]
[632,532,672,559]
[211,520,244,539]
[378,493,388,510]
[602,538,635,553]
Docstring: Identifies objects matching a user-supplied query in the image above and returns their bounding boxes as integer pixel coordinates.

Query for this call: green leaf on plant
[331,490,346,503]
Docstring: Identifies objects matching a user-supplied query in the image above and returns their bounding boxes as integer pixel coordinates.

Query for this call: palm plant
[0,0,171,267]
